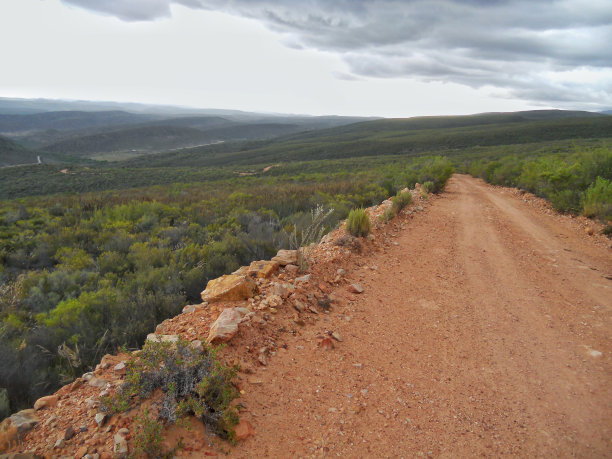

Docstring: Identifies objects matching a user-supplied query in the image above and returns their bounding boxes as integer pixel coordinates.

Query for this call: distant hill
[0,135,39,166]
[128,110,612,168]
[0,110,160,133]
[41,125,217,156]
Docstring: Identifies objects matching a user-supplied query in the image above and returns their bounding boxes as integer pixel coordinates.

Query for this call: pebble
[95,413,107,427]
[331,332,343,342]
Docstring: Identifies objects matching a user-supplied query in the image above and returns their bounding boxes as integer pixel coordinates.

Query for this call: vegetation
[346,209,371,237]
[583,177,612,221]
[0,107,609,424]
[464,147,612,219]
[102,338,238,445]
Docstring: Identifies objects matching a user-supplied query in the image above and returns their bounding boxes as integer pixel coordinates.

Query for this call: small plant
[422,181,435,193]
[379,207,396,223]
[346,208,371,237]
[288,204,334,272]
[391,191,412,214]
[133,409,165,458]
[101,338,239,442]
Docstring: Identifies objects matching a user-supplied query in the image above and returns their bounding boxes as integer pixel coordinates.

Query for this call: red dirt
[231,175,612,457]
[8,175,612,457]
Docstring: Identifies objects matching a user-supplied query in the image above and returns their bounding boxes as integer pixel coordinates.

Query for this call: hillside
[126,111,612,168]
[0,111,160,133]
[1,177,610,457]
[0,135,39,167]
[40,125,222,156]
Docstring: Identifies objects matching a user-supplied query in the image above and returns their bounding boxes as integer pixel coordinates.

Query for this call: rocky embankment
[0,186,430,458]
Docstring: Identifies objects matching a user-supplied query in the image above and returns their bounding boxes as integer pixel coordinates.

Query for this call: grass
[346,208,371,237]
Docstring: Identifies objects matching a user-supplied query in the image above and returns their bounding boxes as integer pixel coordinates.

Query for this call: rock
[82,372,94,381]
[271,282,294,299]
[284,264,299,275]
[234,420,255,441]
[64,425,76,440]
[585,227,594,235]
[271,249,298,266]
[207,308,243,344]
[94,413,107,427]
[293,301,305,312]
[0,409,39,452]
[267,294,283,308]
[34,395,58,411]
[69,378,84,392]
[75,445,88,459]
[191,340,203,352]
[113,362,126,374]
[319,337,335,351]
[247,260,279,278]
[201,274,257,303]
[348,283,364,294]
[146,334,179,344]
[247,377,263,385]
[295,274,311,283]
[87,377,109,389]
[336,268,346,276]
[331,332,343,342]
[113,431,128,457]
[588,349,602,358]
[54,438,65,449]
[182,304,196,313]
[417,206,424,211]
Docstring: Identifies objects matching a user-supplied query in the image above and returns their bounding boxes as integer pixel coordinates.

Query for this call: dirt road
[234,175,612,458]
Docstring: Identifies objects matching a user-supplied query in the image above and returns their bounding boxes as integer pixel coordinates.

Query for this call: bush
[101,338,239,441]
[583,177,612,221]
[422,181,435,193]
[391,191,412,214]
[379,207,396,223]
[346,208,371,237]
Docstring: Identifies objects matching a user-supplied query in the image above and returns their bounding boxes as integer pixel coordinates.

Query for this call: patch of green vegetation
[346,208,371,237]
[465,146,612,218]
[583,177,612,222]
[102,338,239,442]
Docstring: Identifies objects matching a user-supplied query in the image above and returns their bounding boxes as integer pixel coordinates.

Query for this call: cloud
[60,0,612,109]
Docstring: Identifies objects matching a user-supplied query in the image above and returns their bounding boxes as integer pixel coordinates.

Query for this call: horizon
[1,95,610,119]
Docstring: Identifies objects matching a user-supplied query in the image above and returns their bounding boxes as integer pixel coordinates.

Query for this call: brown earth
[6,175,612,458]
[231,175,612,458]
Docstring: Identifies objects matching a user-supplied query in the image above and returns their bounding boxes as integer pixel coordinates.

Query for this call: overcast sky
[1,0,611,117]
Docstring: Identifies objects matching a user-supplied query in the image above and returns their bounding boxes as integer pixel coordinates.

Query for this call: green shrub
[583,177,612,221]
[379,207,396,223]
[101,338,239,441]
[391,191,412,214]
[422,181,435,193]
[346,208,371,237]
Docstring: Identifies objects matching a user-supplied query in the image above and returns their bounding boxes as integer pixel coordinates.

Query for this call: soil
[7,175,611,458]
[231,175,612,457]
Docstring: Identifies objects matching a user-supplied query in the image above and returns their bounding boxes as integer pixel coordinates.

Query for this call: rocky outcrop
[207,307,250,344]
[247,260,279,278]
[201,274,257,303]
[271,249,298,266]
[0,410,39,452]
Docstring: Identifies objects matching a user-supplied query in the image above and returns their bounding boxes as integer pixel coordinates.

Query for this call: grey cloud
[62,0,171,21]
[60,0,612,109]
